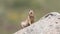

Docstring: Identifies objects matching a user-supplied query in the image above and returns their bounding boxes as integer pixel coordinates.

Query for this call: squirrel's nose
[30,12,32,14]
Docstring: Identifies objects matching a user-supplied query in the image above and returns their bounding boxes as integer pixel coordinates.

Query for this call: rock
[14,12,60,34]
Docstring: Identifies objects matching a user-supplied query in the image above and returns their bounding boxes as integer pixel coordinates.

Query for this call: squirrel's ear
[29,9,30,11]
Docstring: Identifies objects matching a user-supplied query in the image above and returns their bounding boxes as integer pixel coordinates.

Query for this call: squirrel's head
[29,10,34,16]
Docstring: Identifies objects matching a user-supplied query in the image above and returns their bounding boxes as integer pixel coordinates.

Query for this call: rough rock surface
[14,12,60,34]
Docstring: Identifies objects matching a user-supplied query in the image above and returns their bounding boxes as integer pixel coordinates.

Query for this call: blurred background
[0,0,60,34]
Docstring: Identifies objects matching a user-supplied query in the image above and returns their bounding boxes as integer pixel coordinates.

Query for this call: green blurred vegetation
[0,0,60,34]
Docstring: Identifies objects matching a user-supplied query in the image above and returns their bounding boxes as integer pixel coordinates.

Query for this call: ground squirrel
[21,10,35,28]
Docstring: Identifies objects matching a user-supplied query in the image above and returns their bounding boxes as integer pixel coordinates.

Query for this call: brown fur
[28,10,34,24]
[21,10,34,28]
